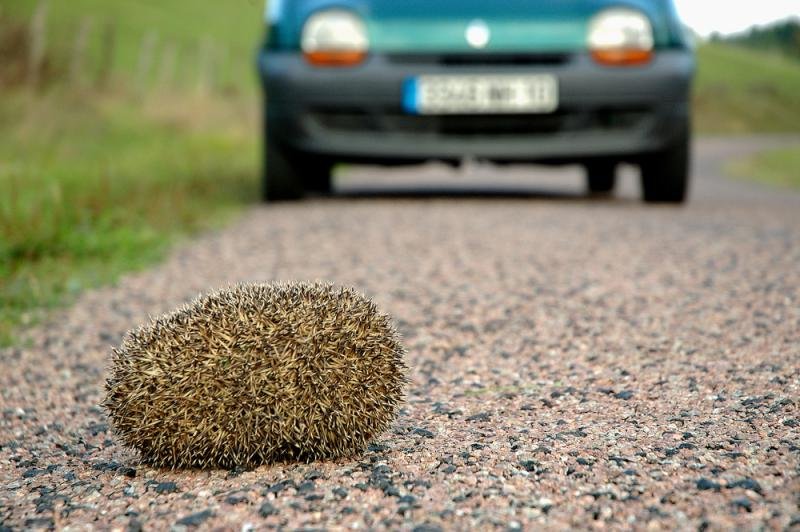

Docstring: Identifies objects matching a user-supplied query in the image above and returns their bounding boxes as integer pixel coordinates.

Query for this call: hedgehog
[103,282,407,469]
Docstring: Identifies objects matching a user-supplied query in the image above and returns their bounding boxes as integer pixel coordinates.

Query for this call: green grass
[731,146,800,189]
[0,0,264,345]
[0,89,258,344]
[694,44,800,189]
[1,0,263,91]
[695,43,800,134]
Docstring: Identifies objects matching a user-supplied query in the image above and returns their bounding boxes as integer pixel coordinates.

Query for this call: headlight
[302,10,369,66]
[588,8,654,66]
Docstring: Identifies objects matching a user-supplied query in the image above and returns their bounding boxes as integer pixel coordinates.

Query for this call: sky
[673,0,799,37]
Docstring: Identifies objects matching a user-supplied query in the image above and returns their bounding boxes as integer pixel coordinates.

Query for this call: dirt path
[1,137,798,530]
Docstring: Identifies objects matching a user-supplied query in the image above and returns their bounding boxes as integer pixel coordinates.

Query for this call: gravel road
[2,137,799,530]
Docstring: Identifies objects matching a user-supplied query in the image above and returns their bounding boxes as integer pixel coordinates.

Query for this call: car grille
[307,106,652,137]
[386,53,573,66]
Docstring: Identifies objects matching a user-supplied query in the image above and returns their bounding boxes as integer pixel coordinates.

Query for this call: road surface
[1,137,798,530]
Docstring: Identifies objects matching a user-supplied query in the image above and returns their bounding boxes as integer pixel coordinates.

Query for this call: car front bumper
[260,50,694,163]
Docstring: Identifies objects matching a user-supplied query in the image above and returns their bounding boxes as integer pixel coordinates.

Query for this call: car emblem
[466,19,491,49]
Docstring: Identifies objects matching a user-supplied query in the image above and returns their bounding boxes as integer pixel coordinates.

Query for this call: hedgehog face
[103,282,407,469]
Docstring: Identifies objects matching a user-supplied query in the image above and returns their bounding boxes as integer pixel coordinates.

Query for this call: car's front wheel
[585,161,617,196]
[262,136,332,202]
[639,128,691,204]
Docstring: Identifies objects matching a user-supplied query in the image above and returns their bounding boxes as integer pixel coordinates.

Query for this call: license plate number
[404,74,559,115]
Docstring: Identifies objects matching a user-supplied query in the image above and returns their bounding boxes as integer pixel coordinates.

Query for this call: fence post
[136,30,159,93]
[216,44,229,93]
[96,20,116,89]
[70,17,93,88]
[157,42,178,90]
[27,1,48,88]
[196,37,215,97]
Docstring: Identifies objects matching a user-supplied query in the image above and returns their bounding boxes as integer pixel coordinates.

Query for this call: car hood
[277,0,681,52]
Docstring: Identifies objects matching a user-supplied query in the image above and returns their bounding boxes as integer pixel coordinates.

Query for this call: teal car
[259,0,694,203]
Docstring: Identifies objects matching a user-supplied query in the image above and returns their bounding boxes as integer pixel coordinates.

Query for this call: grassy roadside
[694,43,800,134]
[0,0,262,91]
[729,146,800,190]
[0,89,258,344]
[0,1,263,344]
[694,44,800,190]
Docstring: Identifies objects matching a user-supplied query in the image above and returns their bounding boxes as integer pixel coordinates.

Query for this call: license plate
[403,74,559,115]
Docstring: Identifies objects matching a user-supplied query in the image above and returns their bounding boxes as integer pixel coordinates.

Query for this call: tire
[262,136,332,202]
[304,159,334,195]
[640,127,691,204]
[263,135,303,202]
[585,161,617,195]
